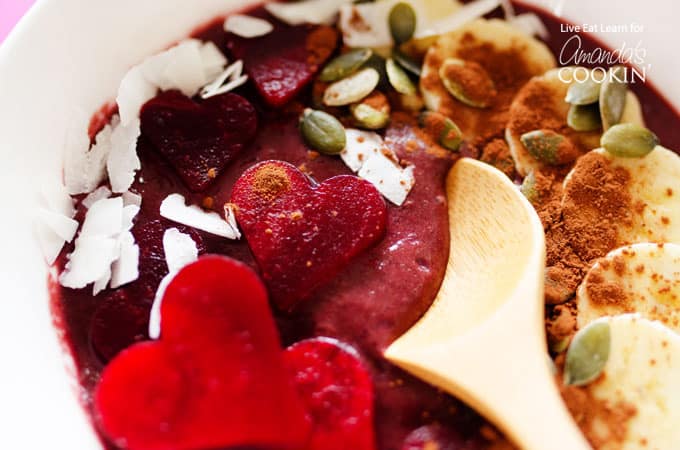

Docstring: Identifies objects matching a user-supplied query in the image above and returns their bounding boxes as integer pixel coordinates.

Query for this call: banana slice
[577,243,680,333]
[506,67,645,177]
[420,18,555,142]
[575,314,680,449]
[562,146,680,253]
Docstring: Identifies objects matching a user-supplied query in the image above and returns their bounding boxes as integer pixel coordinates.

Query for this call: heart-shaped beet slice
[285,337,376,450]
[140,90,257,192]
[231,160,387,310]
[227,22,338,107]
[95,255,310,450]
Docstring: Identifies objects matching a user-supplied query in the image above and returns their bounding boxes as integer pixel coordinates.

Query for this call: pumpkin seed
[388,2,416,45]
[386,58,416,95]
[599,65,628,129]
[544,268,575,304]
[439,58,496,108]
[550,337,570,355]
[392,49,422,77]
[323,67,380,106]
[318,48,373,82]
[564,320,611,386]
[565,75,601,105]
[520,129,576,165]
[350,91,391,130]
[601,123,659,158]
[567,104,601,132]
[519,170,539,204]
[299,108,346,155]
[419,111,462,151]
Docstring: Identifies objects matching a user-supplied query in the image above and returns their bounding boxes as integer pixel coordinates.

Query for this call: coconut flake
[200,41,229,81]
[117,66,157,127]
[80,197,124,237]
[82,186,112,209]
[107,118,141,193]
[266,0,350,26]
[59,236,119,289]
[160,193,240,238]
[358,154,415,206]
[110,231,140,289]
[223,203,242,239]
[41,182,75,218]
[340,129,415,206]
[200,60,248,100]
[63,113,114,195]
[157,41,207,96]
[509,12,549,40]
[149,228,199,339]
[163,228,199,273]
[122,190,142,207]
[35,208,79,243]
[34,222,68,266]
[224,14,274,38]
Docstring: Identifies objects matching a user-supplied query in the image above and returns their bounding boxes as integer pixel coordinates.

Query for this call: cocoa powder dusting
[305,26,338,67]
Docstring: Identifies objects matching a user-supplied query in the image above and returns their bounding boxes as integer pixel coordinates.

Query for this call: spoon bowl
[385,158,590,450]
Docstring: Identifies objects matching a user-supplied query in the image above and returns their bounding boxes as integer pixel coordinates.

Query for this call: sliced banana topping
[420,18,555,141]
[570,314,680,449]
[506,67,645,177]
[562,146,680,249]
[577,243,680,333]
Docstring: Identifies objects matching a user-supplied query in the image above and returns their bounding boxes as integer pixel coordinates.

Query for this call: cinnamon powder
[252,165,291,202]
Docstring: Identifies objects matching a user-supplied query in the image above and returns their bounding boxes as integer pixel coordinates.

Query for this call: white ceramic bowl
[0,0,677,448]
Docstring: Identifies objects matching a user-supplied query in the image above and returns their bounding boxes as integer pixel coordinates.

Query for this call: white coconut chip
[148,228,199,339]
[107,118,141,193]
[157,41,207,96]
[63,113,114,195]
[359,153,415,206]
[340,129,415,206]
[224,14,274,38]
[200,41,229,81]
[160,193,240,239]
[122,190,142,207]
[60,196,141,292]
[509,12,549,40]
[117,66,156,127]
[110,231,140,289]
[60,236,119,289]
[200,60,248,100]
[266,0,350,26]
[223,203,241,239]
[82,186,112,209]
[34,183,78,264]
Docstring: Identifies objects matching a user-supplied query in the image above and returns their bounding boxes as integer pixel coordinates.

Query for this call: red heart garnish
[94,255,310,450]
[285,337,377,450]
[227,21,338,107]
[230,160,387,310]
[140,90,258,192]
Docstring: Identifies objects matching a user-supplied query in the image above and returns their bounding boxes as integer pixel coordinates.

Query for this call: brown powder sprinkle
[207,167,217,179]
[252,164,291,202]
[480,138,515,179]
[440,59,497,107]
[305,25,338,68]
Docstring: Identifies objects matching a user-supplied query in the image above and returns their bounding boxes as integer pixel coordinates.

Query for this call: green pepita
[565,75,601,105]
[419,111,462,151]
[350,91,391,130]
[318,48,373,82]
[599,65,628,129]
[519,170,539,204]
[299,108,346,155]
[386,58,416,95]
[323,67,380,106]
[388,2,416,45]
[439,58,496,108]
[567,104,601,132]
[564,320,611,386]
[520,129,577,165]
[601,123,659,158]
[392,49,422,77]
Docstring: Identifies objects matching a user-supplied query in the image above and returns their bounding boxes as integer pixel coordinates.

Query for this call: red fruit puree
[48,3,680,450]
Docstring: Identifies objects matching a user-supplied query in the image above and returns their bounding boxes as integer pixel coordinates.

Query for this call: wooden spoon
[385,158,590,450]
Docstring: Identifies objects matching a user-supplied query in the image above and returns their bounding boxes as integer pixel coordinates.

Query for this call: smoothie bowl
[2,0,680,448]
